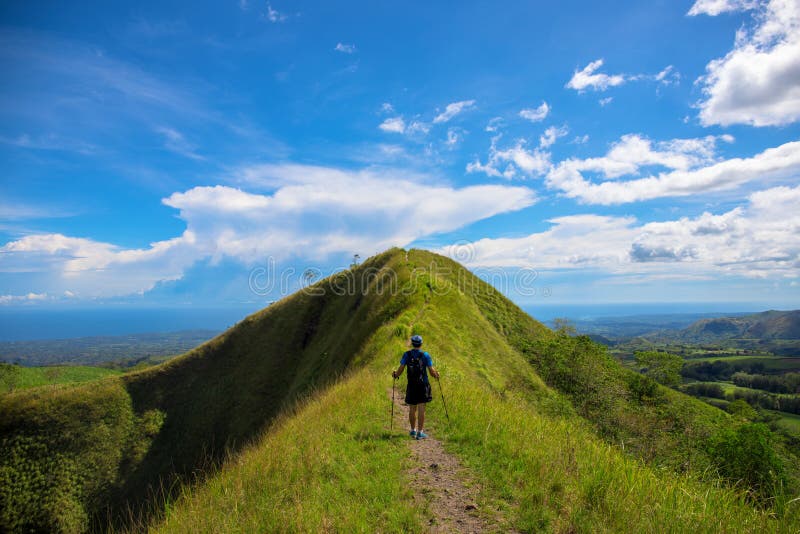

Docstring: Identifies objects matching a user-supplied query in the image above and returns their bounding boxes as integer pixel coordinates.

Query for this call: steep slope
[156,249,799,532]
[0,249,414,532]
[2,249,798,532]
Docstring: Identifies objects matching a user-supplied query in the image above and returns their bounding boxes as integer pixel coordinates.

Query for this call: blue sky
[1,0,799,310]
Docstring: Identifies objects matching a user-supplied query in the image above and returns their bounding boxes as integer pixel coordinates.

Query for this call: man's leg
[417,403,426,432]
[408,404,417,431]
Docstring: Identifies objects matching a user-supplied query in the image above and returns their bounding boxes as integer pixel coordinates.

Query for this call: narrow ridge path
[388,387,494,533]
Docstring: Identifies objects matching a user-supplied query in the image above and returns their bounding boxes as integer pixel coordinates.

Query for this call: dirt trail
[388,387,494,533]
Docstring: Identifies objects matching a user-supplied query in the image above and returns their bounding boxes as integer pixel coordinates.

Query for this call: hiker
[392,335,440,440]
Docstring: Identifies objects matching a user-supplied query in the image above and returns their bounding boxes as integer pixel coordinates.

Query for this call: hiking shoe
[416,431,428,440]
[409,430,417,438]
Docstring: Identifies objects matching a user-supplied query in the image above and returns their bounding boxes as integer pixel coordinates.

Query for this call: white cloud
[467,137,551,179]
[655,65,680,85]
[566,59,680,93]
[155,126,204,160]
[688,0,758,16]
[599,97,613,106]
[334,43,356,54]
[519,102,550,122]
[445,128,461,147]
[566,59,627,92]
[0,293,49,305]
[485,117,503,132]
[440,184,800,279]
[433,100,476,124]
[266,3,287,22]
[572,134,590,144]
[539,125,569,148]
[694,0,800,126]
[381,102,395,114]
[379,117,406,133]
[1,165,537,297]
[406,120,430,135]
[0,133,97,154]
[546,136,800,205]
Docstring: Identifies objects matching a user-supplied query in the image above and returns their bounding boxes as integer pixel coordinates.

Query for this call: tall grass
[437,379,799,532]
[154,369,422,533]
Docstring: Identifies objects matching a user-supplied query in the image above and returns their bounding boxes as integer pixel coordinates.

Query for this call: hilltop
[1,249,798,532]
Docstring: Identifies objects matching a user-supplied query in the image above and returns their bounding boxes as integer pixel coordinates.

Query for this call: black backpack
[406,350,427,386]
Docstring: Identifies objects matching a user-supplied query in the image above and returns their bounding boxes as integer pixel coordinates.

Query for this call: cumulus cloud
[485,117,503,132]
[688,0,758,16]
[693,0,800,126]
[440,184,800,279]
[0,165,537,297]
[334,43,356,54]
[519,102,550,122]
[445,128,462,147]
[433,100,476,124]
[566,59,627,92]
[539,125,569,148]
[545,134,800,205]
[566,59,679,92]
[655,65,680,85]
[379,117,406,133]
[467,136,551,179]
[266,3,287,22]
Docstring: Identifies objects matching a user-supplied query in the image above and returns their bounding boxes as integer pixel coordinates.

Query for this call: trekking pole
[390,375,396,431]
[436,376,450,424]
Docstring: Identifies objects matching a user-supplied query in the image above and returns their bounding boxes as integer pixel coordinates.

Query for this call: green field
[687,356,800,372]
[703,380,798,398]
[0,364,120,394]
[773,411,800,435]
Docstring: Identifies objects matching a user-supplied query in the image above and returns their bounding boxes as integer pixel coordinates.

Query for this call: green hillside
[2,249,799,532]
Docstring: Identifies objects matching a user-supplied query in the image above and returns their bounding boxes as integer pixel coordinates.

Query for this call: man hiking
[392,335,440,440]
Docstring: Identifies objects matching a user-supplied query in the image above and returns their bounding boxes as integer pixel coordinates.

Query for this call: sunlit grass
[0,365,120,393]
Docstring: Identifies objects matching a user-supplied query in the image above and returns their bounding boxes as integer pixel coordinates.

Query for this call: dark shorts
[405,381,432,405]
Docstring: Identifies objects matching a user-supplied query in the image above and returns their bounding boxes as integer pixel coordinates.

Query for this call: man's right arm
[392,364,405,379]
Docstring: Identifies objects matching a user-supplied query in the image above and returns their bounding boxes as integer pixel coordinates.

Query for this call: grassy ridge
[2,248,799,532]
[156,248,799,532]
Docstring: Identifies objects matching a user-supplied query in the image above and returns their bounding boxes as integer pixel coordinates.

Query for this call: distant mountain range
[567,310,799,343]
[674,310,800,342]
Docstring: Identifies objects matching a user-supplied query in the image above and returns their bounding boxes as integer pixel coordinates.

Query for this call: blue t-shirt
[400,349,433,373]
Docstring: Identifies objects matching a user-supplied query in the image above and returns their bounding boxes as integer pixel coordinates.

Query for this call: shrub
[706,423,784,500]
[634,351,683,387]
[727,399,757,420]
[627,373,659,403]
[683,382,725,399]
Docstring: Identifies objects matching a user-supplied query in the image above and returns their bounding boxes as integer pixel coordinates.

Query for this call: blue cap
[411,335,423,347]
